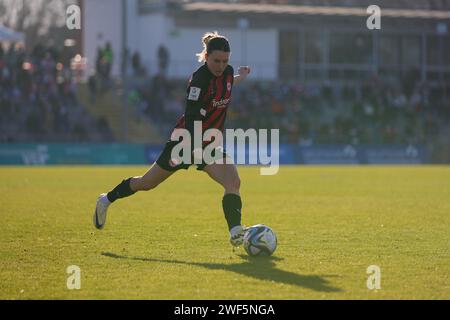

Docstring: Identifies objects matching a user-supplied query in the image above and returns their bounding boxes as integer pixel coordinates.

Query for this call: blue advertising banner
[0,144,428,165]
[361,145,427,164]
[146,143,296,166]
[226,143,296,165]
[297,144,427,164]
[298,145,360,164]
[145,145,165,164]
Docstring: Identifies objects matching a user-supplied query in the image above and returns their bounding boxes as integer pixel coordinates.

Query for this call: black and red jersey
[172,63,234,139]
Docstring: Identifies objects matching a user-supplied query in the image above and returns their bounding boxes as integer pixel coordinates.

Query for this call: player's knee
[227,176,241,192]
[135,177,158,191]
[235,177,241,190]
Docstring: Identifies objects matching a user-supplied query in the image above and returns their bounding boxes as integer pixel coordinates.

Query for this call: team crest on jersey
[188,87,201,101]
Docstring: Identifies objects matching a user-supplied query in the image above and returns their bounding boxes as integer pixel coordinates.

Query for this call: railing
[137,59,450,84]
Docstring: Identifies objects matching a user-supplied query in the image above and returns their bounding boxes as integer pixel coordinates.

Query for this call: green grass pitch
[1,165,449,299]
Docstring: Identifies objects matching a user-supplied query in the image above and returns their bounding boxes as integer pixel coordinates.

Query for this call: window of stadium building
[401,35,421,66]
[427,35,441,66]
[279,31,299,79]
[443,36,450,65]
[330,33,373,65]
[304,31,325,64]
[380,35,400,66]
[379,35,401,81]
[427,35,450,66]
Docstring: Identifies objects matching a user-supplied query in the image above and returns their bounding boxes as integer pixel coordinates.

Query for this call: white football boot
[93,193,111,230]
[230,225,247,247]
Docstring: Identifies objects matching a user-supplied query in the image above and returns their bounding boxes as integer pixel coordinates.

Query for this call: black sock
[222,194,242,231]
[106,178,136,203]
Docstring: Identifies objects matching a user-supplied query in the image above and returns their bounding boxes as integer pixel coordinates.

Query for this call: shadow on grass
[101,252,342,293]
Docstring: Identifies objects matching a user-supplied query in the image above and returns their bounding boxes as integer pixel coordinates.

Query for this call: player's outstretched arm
[234,66,251,85]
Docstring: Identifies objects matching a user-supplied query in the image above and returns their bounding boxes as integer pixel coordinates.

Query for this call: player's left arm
[234,66,251,85]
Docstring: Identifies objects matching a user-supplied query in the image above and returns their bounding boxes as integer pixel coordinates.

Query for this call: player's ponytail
[196,31,230,62]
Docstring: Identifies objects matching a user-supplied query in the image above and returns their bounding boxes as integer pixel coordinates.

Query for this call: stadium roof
[182,2,450,20]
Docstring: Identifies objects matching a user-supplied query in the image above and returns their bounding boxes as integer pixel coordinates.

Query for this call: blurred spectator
[132,51,141,76]
[95,42,114,91]
[0,43,113,143]
[103,42,113,79]
[88,70,97,104]
[130,74,449,147]
[131,51,146,77]
[2,41,448,147]
[158,45,170,76]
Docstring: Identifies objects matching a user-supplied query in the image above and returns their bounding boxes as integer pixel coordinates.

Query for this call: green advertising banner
[0,144,147,165]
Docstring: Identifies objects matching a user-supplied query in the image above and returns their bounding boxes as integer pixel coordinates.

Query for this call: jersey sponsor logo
[188,87,201,101]
[212,98,231,108]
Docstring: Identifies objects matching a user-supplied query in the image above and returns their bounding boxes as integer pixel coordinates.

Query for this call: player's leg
[203,162,241,194]
[109,162,175,198]
[93,163,174,229]
[202,162,246,246]
[94,139,185,230]
[129,163,175,192]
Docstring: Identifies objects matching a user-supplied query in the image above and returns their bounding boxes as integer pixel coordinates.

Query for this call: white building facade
[82,0,278,80]
[82,1,450,85]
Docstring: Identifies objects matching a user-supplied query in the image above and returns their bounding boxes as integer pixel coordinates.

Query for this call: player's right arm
[234,66,251,85]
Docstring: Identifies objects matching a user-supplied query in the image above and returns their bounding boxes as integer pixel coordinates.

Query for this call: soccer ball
[243,224,277,256]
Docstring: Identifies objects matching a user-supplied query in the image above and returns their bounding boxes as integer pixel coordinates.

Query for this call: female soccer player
[94,32,251,246]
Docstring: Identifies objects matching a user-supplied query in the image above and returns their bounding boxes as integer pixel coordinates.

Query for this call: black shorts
[156,140,230,172]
